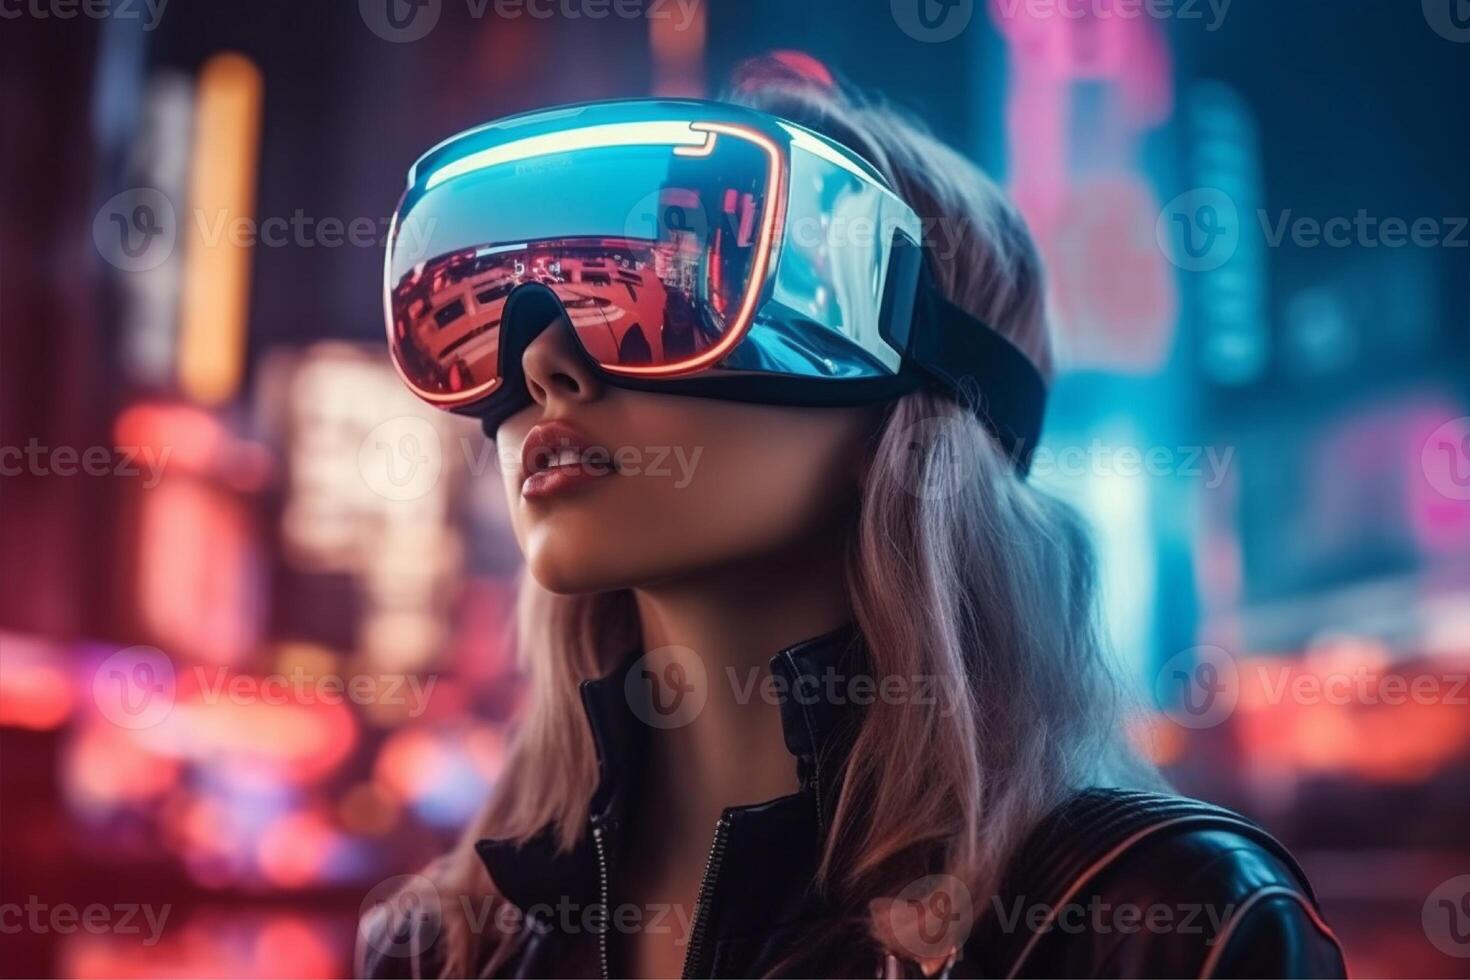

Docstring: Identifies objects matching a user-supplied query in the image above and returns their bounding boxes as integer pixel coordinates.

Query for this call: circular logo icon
[623,188,712,251]
[1156,188,1240,273]
[93,187,177,272]
[359,874,443,960]
[1424,874,1470,958]
[359,416,444,502]
[886,414,981,501]
[359,0,441,42]
[1422,416,1470,502]
[92,645,176,730]
[625,645,708,729]
[891,0,974,43]
[876,874,974,964]
[1424,0,1470,42]
[1154,645,1239,730]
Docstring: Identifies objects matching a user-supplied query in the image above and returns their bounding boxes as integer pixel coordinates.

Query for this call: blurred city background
[3,0,1469,976]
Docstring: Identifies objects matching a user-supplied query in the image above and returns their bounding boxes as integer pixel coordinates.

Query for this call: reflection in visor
[386,121,778,408]
[389,235,745,400]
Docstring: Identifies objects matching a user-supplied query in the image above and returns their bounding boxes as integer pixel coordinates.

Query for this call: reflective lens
[387,120,779,407]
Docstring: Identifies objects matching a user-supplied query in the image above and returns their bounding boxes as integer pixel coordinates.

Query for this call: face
[495,317,881,594]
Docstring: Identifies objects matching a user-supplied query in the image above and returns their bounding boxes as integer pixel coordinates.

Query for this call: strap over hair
[904,269,1048,476]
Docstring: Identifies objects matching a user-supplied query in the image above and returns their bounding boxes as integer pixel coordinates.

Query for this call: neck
[631,533,853,824]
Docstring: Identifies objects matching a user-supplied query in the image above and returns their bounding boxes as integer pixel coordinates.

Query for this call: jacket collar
[476,623,866,915]
[767,624,868,793]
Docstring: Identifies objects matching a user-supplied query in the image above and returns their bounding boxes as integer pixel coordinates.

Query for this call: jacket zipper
[680,813,732,979]
[592,822,611,980]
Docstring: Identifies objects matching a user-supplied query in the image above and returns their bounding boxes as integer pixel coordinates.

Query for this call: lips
[519,420,615,501]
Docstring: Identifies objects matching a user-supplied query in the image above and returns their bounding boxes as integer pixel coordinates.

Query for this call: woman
[362,56,1346,979]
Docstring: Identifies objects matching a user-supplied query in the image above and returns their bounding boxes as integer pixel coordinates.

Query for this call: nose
[521,315,605,412]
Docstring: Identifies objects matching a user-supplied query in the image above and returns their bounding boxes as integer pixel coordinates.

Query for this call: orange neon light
[387,345,504,409]
[388,120,786,405]
[600,121,785,379]
[381,197,505,409]
[673,130,718,157]
[179,52,263,406]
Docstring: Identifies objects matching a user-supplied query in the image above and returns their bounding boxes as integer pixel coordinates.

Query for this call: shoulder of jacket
[965,789,1347,979]
[1086,824,1346,977]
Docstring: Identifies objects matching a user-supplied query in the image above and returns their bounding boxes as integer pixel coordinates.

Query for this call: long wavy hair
[362,55,1157,978]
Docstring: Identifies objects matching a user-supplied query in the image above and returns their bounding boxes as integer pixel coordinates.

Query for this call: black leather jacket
[361,626,1346,978]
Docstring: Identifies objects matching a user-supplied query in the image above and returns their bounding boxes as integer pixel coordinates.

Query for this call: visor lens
[387,125,777,407]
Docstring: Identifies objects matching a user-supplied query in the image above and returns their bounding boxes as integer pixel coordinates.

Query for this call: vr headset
[384,98,1046,473]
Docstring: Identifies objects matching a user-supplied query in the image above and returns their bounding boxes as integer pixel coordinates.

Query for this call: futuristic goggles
[384,98,1046,472]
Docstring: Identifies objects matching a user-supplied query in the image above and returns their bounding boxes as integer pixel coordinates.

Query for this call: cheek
[671,421,862,547]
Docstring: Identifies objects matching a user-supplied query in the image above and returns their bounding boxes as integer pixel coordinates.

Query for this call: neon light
[391,120,786,403]
[476,242,528,256]
[601,121,786,379]
[424,121,709,189]
[780,123,884,189]
[650,0,706,97]
[178,53,262,406]
[674,130,718,157]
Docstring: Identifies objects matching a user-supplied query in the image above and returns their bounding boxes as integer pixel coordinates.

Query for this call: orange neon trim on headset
[596,120,786,379]
[381,208,503,408]
[386,120,787,404]
[672,129,719,157]
[381,206,507,408]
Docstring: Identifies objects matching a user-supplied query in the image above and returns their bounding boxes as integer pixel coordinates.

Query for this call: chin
[524,532,715,596]
[522,538,636,595]
[524,561,608,596]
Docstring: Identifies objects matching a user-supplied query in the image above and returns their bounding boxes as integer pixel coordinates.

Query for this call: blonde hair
[362,57,1154,978]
